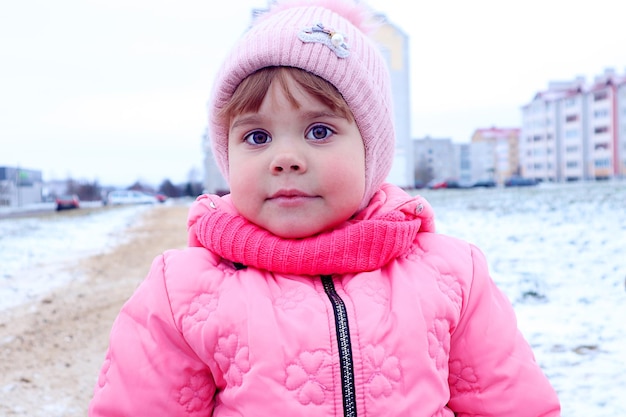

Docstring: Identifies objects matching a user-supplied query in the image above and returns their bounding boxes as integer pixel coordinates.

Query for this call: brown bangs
[219,67,354,123]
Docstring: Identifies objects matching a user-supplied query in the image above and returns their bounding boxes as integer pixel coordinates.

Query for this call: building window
[594,126,609,134]
[594,158,610,168]
[565,114,579,122]
[594,91,608,101]
[593,109,609,118]
[565,129,578,138]
[565,145,578,153]
[594,143,610,150]
[566,161,578,168]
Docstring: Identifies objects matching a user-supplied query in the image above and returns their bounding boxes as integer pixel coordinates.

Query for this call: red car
[55,194,80,211]
[154,193,168,203]
[427,179,463,190]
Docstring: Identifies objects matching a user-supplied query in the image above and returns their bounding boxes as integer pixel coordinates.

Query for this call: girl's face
[227,73,365,238]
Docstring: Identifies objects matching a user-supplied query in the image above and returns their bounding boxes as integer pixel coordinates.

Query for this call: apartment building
[586,70,626,178]
[412,136,457,186]
[619,81,626,176]
[521,78,584,182]
[373,19,413,189]
[412,133,521,187]
[521,69,626,182]
[471,127,520,184]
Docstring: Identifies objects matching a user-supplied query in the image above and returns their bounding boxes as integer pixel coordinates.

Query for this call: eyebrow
[230,115,262,131]
[302,110,345,121]
[231,110,346,131]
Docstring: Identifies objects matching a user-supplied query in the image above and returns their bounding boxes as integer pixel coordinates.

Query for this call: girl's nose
[270,150,307,174]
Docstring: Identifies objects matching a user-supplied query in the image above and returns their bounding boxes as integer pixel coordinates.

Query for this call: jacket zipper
[321,275,357,417]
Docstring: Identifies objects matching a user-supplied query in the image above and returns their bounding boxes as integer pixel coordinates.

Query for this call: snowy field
[1,181,625,416]
[418,180,626,417]
[0,204,155,310]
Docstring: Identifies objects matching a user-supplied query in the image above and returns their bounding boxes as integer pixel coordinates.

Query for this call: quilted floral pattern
[437,273,463,313]
[448,359,479,393]
[359,279,389,306]
[285,350,333,405]
[428,318,451,372]
[274,287,308,311]
[184,292,219,327]
[363,345,401,398]
[214,334,250,386]
[179,372,213,415]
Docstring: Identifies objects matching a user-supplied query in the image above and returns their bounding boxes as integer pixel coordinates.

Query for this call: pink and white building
[521,69,626,182]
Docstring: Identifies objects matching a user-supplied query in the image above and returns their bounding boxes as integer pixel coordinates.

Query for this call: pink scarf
[190,184,435,275]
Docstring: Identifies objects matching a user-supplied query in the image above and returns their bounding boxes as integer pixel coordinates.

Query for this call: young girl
[89,1,560,416]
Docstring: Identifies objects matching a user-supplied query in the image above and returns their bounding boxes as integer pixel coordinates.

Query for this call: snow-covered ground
[419,180,626,417]
[0,204,155,309]
[1,181,625,416]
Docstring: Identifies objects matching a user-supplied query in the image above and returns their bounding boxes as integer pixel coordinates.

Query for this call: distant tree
[62,179,102,201]
[185,166,208,197]
[128,181,154,193]
[414,155,434,187]
[158,179,182,197]
[184,181,204,198]
[76,181,102,201]
[128,181,143,192]
[65,178,80,195]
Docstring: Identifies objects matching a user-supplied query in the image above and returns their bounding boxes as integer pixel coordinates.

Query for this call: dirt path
[0,204,190,417]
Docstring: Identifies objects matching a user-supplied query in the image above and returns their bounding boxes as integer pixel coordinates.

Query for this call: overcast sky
[1,0,624,187]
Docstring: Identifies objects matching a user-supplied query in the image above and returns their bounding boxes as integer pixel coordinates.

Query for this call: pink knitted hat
[208,0,395,209]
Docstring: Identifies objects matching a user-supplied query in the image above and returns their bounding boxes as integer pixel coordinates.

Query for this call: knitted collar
[189,184,435,276]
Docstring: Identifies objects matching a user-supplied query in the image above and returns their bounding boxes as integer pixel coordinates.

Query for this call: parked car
[427,179,466,190]
[504,177,538,187]
[413,180,426,190]
[105,190,159,205]
[472,179,497,188]
[55,194,80,211]
[153,193,168,203]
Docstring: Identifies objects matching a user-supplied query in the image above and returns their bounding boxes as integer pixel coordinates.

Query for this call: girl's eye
[244,130,271,145]
[306,125,333,141]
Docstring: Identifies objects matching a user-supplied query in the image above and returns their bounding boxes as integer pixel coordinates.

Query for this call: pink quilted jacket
[89,183,560,416]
